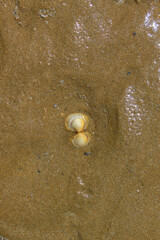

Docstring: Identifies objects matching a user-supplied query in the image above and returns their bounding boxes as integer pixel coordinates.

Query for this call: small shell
[65,113,89,133]
[71,132,91,147]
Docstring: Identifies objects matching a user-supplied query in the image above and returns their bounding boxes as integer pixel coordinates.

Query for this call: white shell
[71,132,91,147]
[65,113,89,133]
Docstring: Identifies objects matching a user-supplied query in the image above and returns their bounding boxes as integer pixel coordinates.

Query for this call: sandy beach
[0,0,160,239]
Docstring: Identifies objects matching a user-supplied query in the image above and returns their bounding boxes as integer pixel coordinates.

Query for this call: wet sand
[0,0,160,239]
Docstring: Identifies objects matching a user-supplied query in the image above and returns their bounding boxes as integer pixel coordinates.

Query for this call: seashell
[71,132,91,147]
[65,113,89,133]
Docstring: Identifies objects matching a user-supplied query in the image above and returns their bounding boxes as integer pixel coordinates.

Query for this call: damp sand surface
[0,0,160,239]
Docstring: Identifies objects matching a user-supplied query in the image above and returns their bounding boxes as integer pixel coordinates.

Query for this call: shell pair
[65,113,91,147]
